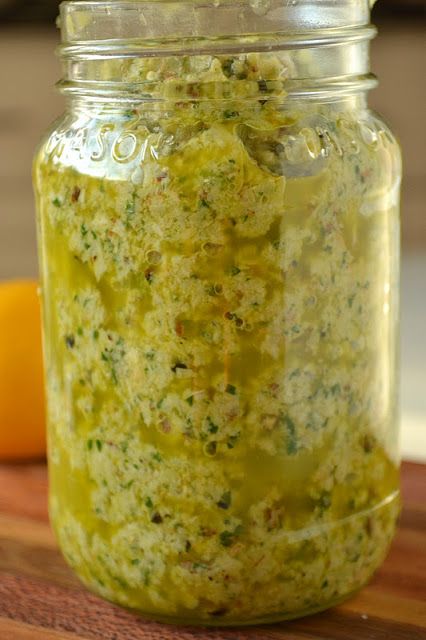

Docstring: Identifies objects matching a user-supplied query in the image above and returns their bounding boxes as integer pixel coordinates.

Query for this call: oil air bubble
[146,250,162,265]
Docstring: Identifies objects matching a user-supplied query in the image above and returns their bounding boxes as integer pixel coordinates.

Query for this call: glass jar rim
[57,0,377,101]
[59,0,375,59]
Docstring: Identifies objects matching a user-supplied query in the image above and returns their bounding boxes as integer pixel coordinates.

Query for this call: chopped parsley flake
[282,415,298,455]
[65,335,75,349]
[223,110,239,119]
[219,525,243,547]
[217,491,232,510]
[207,417,219,434]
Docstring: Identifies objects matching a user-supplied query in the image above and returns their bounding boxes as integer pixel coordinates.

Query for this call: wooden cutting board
[0,461,424,640]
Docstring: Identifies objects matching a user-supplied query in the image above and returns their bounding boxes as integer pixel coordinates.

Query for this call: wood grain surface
[0,462,424,640]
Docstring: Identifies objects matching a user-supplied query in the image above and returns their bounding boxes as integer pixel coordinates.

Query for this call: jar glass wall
[33,0,401,626]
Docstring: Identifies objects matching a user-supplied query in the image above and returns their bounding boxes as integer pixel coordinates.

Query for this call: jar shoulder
[33,103,402,186]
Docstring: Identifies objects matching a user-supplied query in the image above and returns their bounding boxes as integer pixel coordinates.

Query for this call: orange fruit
[0,280,46,461]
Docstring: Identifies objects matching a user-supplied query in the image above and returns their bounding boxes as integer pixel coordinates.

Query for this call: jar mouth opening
[59,0,374,57]
[58,0,376,100]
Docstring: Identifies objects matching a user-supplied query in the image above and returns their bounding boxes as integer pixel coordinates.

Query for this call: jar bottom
[54,492,399,627]
[103,588,364,628]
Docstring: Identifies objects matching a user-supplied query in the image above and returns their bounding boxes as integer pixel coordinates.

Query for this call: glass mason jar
[33,0,401,626]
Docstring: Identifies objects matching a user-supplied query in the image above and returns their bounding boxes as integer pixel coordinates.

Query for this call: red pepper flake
[71,186,81,203]
[188,85,200,98]
[264,506,283,530]
[175,321,185,337]
[268,383,280,398]
[160,418,171,434]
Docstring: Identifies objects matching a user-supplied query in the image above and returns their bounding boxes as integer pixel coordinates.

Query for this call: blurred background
[0,0,424,460]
